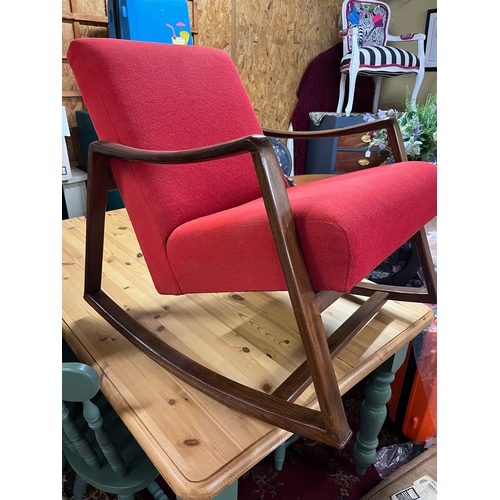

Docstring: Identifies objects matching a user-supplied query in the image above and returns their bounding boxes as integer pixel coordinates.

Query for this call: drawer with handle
[334,150,390,173]
[337,132,373,149]
[305,113,389,175]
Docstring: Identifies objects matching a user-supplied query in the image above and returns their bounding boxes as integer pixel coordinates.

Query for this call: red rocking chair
[67,38,436,449]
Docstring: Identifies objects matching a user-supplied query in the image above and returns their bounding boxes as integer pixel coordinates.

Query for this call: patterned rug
[62,378,412,500]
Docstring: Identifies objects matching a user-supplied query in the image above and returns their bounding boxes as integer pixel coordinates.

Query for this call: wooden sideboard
[305,113,390,174]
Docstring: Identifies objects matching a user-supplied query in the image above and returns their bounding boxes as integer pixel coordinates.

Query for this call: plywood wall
[62,0,343,165]
[198,0,343,129]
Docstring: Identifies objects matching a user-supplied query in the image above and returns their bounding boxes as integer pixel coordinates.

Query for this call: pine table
[62,208,434,500]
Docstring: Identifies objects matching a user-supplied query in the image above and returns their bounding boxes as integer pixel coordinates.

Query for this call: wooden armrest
[386,33,426,61]
[88,135,288,214]
[89,134,274,165]
[387,33,425,42]
[263,117,407,162]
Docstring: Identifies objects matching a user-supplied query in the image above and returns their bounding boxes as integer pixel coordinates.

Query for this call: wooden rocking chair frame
[83,116,437,449]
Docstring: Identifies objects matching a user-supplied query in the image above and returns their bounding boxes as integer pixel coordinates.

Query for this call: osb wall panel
[237,0,341,129]
[198,0,343,130]
[197,0,232,53]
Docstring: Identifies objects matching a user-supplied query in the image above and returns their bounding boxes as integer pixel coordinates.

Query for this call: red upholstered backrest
[67,38,265,294]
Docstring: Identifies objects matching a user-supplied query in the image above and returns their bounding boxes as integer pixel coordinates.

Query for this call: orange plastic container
[388,325,437,442]
[401,361,436,441]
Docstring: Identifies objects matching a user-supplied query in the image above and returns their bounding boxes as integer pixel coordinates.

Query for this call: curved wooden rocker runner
[68,38,437,450]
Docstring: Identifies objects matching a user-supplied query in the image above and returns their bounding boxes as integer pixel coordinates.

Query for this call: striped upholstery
[340,46,420,76]
[339,0,425,138]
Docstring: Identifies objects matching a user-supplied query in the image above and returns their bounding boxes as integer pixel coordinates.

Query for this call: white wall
[378,0,437,111]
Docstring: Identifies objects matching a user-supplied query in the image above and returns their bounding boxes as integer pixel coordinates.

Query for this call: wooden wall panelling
[62,0,108,167]
[190,0,199,45]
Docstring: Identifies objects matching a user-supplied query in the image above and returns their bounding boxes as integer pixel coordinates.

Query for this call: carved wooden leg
[72,474,88,500]
[176,480,237,500]
[273,434,300,471]
[147,481,170,500]
[353,345,408,475]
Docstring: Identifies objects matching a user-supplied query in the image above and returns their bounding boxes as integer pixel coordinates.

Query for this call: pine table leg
[353,345,408,475]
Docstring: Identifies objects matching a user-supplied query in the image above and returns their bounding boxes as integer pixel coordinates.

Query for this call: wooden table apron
[62,209,434,500]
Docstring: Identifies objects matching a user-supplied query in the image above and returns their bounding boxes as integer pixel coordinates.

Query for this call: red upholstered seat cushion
[168,162,437,293]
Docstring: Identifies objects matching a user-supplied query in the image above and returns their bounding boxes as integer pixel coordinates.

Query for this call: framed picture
[424,9,437,71]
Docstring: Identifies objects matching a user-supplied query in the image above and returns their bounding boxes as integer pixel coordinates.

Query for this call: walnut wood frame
[83,116,437,449]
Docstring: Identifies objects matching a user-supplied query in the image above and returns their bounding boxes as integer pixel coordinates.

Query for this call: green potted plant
[364,90,437,163]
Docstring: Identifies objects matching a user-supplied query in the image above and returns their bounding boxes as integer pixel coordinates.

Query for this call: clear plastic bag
[374,441,430,478]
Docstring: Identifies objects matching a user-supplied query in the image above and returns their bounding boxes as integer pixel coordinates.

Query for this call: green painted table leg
[72,474,88,500]
[273,434,300,470]
[353,345,408,475]
[175,480,237,500]
[148,481,170,500]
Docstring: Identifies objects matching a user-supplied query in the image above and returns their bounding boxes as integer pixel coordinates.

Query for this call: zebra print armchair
[336,0,426,116]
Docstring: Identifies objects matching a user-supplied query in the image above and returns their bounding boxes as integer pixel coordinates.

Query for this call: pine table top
[62,208,434,500]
